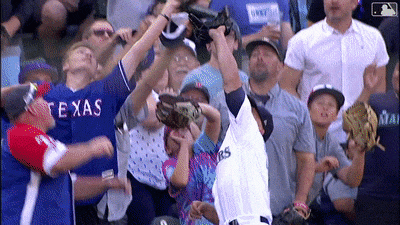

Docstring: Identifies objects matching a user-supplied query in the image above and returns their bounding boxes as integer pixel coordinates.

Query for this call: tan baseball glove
[342,102,385,151]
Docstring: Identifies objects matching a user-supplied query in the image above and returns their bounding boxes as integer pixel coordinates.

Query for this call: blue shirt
[43,61,134,205]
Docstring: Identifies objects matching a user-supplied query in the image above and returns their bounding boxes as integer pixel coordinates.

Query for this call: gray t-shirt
[243,83,316,215]
[309,129,352,202]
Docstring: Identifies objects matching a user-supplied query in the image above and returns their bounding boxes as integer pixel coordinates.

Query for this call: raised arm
[131,47,175,116]
[198,102,221,144]
[337,140,366,187]
[120,0,181,81]
[208,26,242,93]
[169,128,194,188]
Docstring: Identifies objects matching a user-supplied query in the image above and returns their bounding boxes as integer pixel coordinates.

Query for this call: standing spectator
[19,1,182,224]
[162,101,221,225]
[354,60,399,225]
[1,83,128,224]
[81,18,137,79]
[243,38,315,219]
[280,0,389,142]
[117,49,177,225]
[378,17,399,91]
[306,85,366,224]
[167,38,200,92]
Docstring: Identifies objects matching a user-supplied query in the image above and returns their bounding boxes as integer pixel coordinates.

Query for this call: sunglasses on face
[92,29,114,37]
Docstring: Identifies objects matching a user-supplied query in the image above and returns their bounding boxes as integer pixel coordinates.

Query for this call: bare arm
[279,65,303,98]
[198,103,221,144]
[121,0,180,81]
[337,140,366,187]
[209,26,242,93]
[295,151,315,204]
[280,22,294,51]
[99,28,143,79]
[131,47,175,116]
[51,136,113,175]
[74,176,131,201]
[356,64,386,103]
[170,129,194,189]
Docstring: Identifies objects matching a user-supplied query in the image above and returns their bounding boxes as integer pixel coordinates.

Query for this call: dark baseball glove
[156,94,202,129]
[342,102,385,152]
[272,204,310,225]
[189,6,233,45]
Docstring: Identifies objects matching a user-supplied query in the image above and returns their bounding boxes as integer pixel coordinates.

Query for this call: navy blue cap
[180,82,210,103]
[248,95,274,142]
[307,84,345,110]
[19,59,58,84]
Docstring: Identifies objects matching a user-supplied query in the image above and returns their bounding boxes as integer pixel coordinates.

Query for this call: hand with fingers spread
[316,156,339,173]
[363,63,380,94]
[88,136,114,158]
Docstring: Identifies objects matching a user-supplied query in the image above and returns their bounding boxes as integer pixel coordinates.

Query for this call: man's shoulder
[353,19,382,36]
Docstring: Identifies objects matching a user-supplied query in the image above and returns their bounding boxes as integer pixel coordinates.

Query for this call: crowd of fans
[1,0,398,225]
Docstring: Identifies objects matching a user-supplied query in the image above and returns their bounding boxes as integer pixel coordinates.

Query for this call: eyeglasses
[92,29,114,37]
[173,55,195,63]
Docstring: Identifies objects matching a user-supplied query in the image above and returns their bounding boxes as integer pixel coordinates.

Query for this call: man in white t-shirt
[279,0,389,142]
[189,26,274,225]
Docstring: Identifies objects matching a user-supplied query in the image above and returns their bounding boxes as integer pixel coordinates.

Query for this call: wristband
[293,202,309,211]
[160,13,170,21]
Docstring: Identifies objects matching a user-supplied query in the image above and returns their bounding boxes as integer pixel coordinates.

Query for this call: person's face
[180,89,208,127]
[168,46,200,91]
[63,46,98,77]
[323,0,357,22]
[251,107,266,137]
[392,62,399,94]
[31,97,56,129]
[24,70,53,84]
[249,45,282,82]
[86,21,114,48]
[309,94,339,127]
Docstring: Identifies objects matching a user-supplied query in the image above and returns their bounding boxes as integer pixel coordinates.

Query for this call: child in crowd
[162,84,221,225]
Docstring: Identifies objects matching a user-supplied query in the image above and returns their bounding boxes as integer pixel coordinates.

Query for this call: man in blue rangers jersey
[2,0,183,223]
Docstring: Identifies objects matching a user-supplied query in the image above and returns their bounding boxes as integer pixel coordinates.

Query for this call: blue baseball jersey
[43,61,134,205]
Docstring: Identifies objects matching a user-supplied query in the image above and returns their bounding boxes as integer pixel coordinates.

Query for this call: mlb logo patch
[371,2,398,17]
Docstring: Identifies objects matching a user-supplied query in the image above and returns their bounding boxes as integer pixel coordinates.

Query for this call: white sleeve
[43,140,68,177]
[284,34,306,71]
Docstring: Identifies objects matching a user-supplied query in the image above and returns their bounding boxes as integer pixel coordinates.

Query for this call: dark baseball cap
[4,82,51,121]
[180,82,210,103]
[246,37,282,61]
[307,84,345,110]
[19,59,58,84]
[248,95,274,142]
